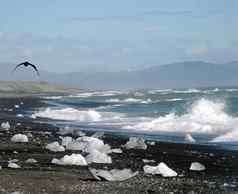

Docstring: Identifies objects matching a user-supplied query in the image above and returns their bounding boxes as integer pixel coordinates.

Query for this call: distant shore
[0,80,81,97]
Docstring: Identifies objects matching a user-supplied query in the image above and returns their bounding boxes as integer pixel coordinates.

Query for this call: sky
[0,0,238,73]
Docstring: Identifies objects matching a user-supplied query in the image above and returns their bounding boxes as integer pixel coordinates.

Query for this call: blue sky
[0,0,237,73]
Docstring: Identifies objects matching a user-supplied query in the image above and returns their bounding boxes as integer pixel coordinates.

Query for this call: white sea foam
[211,130,238,142]
[32,108,102,122]
[43,96,63,100]
[123,98,238,136]
[106,98,152,104]
[165,98,183,102]
[172,88,201,94]
[69,90,124,98]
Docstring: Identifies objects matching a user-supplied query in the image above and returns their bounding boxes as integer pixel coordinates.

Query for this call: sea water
[32,87,238,150]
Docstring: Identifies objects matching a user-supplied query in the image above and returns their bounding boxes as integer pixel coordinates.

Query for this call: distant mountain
[1,61,238,89]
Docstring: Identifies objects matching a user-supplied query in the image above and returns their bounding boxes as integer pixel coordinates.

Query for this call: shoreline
[0,96,238,193]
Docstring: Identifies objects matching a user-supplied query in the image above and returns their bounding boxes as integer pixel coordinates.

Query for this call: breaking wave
[123,98,238,140]
[106,98,152,104]
[32,108,102,122]
[31,107,129,125]
[69,90,125,98]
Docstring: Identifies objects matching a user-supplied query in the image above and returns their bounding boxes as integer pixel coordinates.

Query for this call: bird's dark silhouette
[12,61,40,76]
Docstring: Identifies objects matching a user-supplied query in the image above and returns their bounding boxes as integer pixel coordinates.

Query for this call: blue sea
[31,87,238,150]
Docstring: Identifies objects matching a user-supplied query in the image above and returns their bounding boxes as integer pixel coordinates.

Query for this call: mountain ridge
[1,61,238,89]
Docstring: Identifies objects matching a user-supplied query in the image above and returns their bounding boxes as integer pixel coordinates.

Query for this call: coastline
[0,97,238,193]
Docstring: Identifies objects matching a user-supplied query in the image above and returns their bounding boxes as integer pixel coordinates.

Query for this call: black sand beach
[0,97,238,194]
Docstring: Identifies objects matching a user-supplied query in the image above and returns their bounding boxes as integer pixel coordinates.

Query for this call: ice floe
[52,154,87,166]
[190,162,206,171]
[123,137,147,150]
[8,162,21,169]
[143,162,177,177]
[25,158,38,163]
[111,148,123,153]
[1,121,10,130]
[11,134,28,143]
[142,159,155,163]
[58,126,86,136]
[46,141,65,152]
[86,149,112,164]
[90,168,138,181]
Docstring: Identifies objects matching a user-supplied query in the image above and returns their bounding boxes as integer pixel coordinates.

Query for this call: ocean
[31,87,238,150]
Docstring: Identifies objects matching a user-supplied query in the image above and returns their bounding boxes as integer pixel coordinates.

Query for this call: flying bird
[12,61,40,76]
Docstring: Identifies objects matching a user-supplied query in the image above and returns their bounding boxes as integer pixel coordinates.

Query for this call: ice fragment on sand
[1,121,10,130]
[190,162,206,171]
[8,162,21,169]
[11,134,28,143]
[143,162,177,177]
[111,148,123,153]
[124,137,147,150]
[58,126,86,136]
[90,168,138,181]
[52,154,87,166]
[25,158,37,163]
[158,162,177,177]
[142,159,155,163]
[143,165,161,175]
[60,136,73,146]
[66,136,111,153]
[86,149,112,164]
[46,141,65,152]
[185,134,196,143]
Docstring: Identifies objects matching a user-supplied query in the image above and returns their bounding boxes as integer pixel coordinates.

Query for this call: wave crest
[123,98,238,136]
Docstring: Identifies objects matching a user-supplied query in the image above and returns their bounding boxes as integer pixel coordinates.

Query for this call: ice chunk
[143,162,177,177]
[111,148,123,153]
[142,159,155,163]
[9,159,19,163]
[143,165,160,175]
[17,114,24,117]
[86,149,112,164]
[11,134,28,143]
[124,137,147,150]
[58,126,85,136]
[90,168,138,181]
[61,136,73,146]
[52,154,87,166]
[67,136,110,153]
[46,141,65,152]
[8,162,21,169]
[190,162,206,171]
[14,105,20,108]
[1,121,10,130]
[25,158,37,163]
[158,162,177,177]
[185,134,196,143]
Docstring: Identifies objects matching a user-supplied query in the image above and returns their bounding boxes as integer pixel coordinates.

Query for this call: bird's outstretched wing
[27,62,40,76]
[12,62,25,73]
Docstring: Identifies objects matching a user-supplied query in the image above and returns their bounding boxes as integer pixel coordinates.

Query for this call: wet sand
[0,97,238,194]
